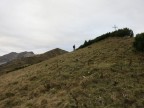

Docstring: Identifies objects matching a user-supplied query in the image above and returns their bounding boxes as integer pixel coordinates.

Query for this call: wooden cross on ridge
[113,25,118,31]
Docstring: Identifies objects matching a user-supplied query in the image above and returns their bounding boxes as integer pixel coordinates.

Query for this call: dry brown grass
[0,37,144,108]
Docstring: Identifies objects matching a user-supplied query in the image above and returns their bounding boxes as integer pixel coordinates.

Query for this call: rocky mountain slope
[0,37,144,108]
[0,51,34,65]
[0,48,68,75]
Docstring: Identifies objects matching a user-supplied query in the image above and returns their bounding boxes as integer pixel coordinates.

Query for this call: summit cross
[113,25,118,31]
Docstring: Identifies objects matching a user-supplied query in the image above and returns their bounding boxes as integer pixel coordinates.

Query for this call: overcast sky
[0,0,144,55]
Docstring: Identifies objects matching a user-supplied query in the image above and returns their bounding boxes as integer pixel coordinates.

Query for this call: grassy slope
[0,37,144,108]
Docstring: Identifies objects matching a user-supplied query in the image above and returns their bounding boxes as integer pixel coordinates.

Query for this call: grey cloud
[0,0,144,55]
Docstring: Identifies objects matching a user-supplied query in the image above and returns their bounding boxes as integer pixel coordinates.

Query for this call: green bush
[133,33,144,51]
[78,28,134,49]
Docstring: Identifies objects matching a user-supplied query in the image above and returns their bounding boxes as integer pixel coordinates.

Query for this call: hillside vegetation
[133,33,144,52]
[78,28,133,49]
[0,37,144,108]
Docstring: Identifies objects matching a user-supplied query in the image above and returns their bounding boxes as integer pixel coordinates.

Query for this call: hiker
[73,45,76,51]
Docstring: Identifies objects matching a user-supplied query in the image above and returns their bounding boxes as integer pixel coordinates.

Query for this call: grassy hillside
[0,37,144,108]
[0,48,68,75]
[78,28,133,49]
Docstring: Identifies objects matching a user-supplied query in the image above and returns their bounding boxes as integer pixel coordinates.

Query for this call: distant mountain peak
[0,51,35,65]
[0,48,68,74]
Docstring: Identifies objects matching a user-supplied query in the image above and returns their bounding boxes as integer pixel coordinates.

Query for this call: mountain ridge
[0,51,34,65]
[0,48,68,75]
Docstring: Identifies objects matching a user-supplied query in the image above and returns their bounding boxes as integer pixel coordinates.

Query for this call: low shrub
[133,33,144,52]
[78,28,134,49]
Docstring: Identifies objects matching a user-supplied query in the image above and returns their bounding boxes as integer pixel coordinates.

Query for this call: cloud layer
[0,0,144,55]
